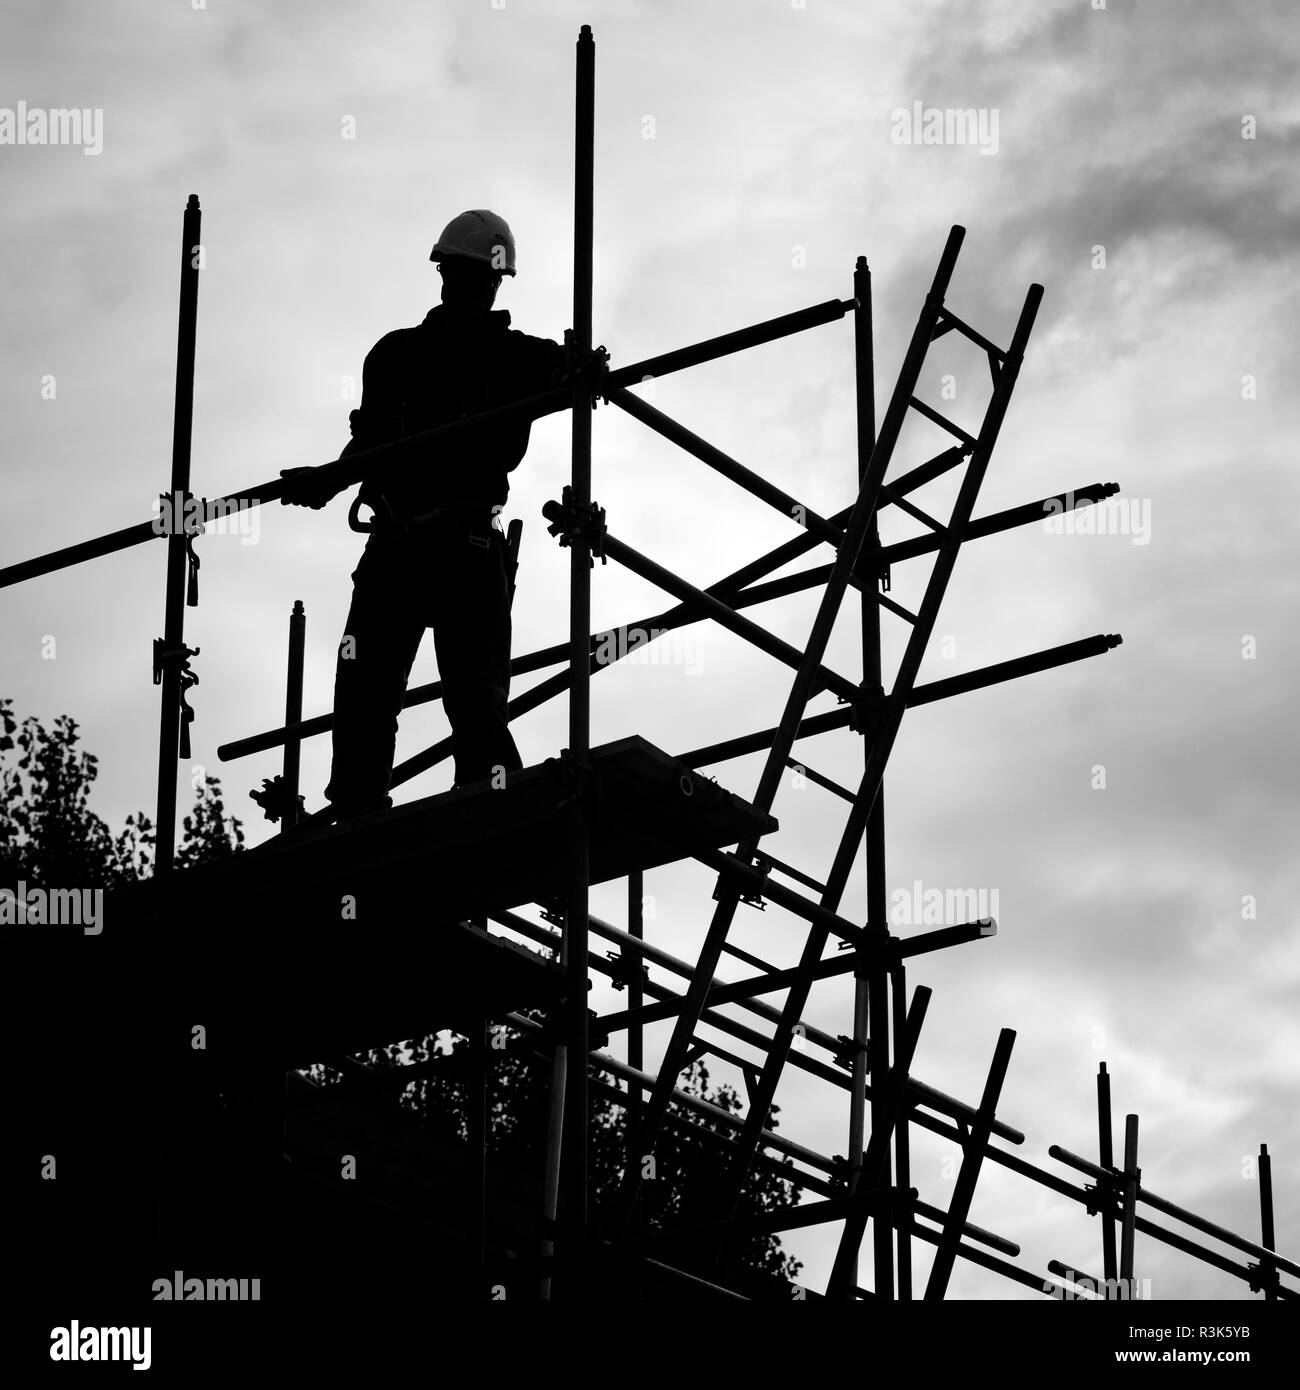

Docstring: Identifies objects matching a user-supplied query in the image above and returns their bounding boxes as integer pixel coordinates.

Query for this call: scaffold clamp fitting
[1083,1167,1122,1217]
[854,532,891,593]
[543,488,607,567]
[152,638,200,686]
[1246,1260,1280,1296]
[846,683,888,739]
[177,657,200,760]
[249,774,307,825]
[829,1153,864,1189]
[711,852,766,909]
[561,330,611,407]
[184,529,201,606]
[606,948,649,993]
[832,1033,869,1072]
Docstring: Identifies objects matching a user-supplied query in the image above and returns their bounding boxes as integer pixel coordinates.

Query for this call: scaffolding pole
[1097,1061,1118,1292]
[1259,1143,1277,1299]
[851,251,897,1298]
[282,600,305,831]
[153,193,201,875]
[550,19,597,1300]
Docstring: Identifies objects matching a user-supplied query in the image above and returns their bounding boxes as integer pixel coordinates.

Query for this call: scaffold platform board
[51,736,776,1063]
[125,734,773,918]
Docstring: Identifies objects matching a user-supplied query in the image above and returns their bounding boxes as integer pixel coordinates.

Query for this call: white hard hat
[430,209,517,276]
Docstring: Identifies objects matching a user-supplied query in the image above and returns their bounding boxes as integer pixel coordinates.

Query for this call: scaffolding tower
[2,24,1293,1305]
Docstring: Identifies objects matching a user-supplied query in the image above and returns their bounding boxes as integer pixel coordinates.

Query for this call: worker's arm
[279,436,357,509]
[280,338,402,508]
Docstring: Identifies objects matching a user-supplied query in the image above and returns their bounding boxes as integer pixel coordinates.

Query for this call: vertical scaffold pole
[282,599,305,831]
[1258,1143,1276,1300]
[628,869,645,1152]
[891,961,911,1298]
[923,1029,1016,1299]
[154,194,201,875]
[848,254,893,1295]
[469,1014,488,1290]
[1119,1113,1140,1291]
[543,21,596,1301]
[1097,1062,1118,1292]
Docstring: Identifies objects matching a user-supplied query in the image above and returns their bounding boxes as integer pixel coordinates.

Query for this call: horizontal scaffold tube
[1050,1143,1300,1281]
[218,480,1112,761]
[678,633,1123,768]
[490,907,1026,1146]
[0,297,855,591]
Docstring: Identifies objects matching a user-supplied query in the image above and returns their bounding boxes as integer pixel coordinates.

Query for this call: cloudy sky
[3,0,1297,1300]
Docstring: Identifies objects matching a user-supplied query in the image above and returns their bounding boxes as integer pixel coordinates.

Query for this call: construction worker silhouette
[283,211,569,817]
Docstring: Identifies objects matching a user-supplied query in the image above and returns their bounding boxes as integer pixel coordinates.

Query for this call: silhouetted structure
[1,24,1292,1308]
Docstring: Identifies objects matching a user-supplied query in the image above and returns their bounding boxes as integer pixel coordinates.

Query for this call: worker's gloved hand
[280,466,342,509]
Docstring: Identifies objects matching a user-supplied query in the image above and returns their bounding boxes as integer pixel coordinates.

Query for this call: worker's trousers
[325,514,522,814]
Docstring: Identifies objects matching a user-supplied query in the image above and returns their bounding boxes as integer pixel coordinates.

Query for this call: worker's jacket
[349,304,566,522]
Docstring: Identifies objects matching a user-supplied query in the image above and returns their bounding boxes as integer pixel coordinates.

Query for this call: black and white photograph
[1,0,1293,1372]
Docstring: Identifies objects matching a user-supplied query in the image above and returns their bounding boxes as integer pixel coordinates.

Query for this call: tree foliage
[1,702,801,1287]
[353,1013,805,1285]
[0,699,243,888]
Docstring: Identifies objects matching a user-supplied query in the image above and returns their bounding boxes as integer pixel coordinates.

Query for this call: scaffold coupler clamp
[543,487,607,567]
[711,850,766,909]
[249,774,306,826]
[184,528,201,605]
[589,344,611,405]
[1247,1259,1280,1296]
[154,639,199,679]
[606,948,649,993]
[1083,1165,1122,1219]
[562,329,611,408]
[837,924,891,979]
[741,853,769,910]
[847,682,888,739]
[831,1033,868,1073]
[854,530,890,594]
[156,489,204,604]
[177,659,200,759]
[152,640,200,756]
[539,893,567,928]
[829,1153,869,1192]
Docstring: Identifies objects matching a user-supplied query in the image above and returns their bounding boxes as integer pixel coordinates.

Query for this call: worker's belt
[348,494,502,539]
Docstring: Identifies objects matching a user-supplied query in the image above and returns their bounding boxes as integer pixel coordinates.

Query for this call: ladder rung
[878,591,918,625]
[759,848,828,895]
[879,485,946,535]
[783,757,856,805]
[688,1037,766,1079]
[933,307,1006,361]
[722,941,779,974]
[908,396,978,448]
